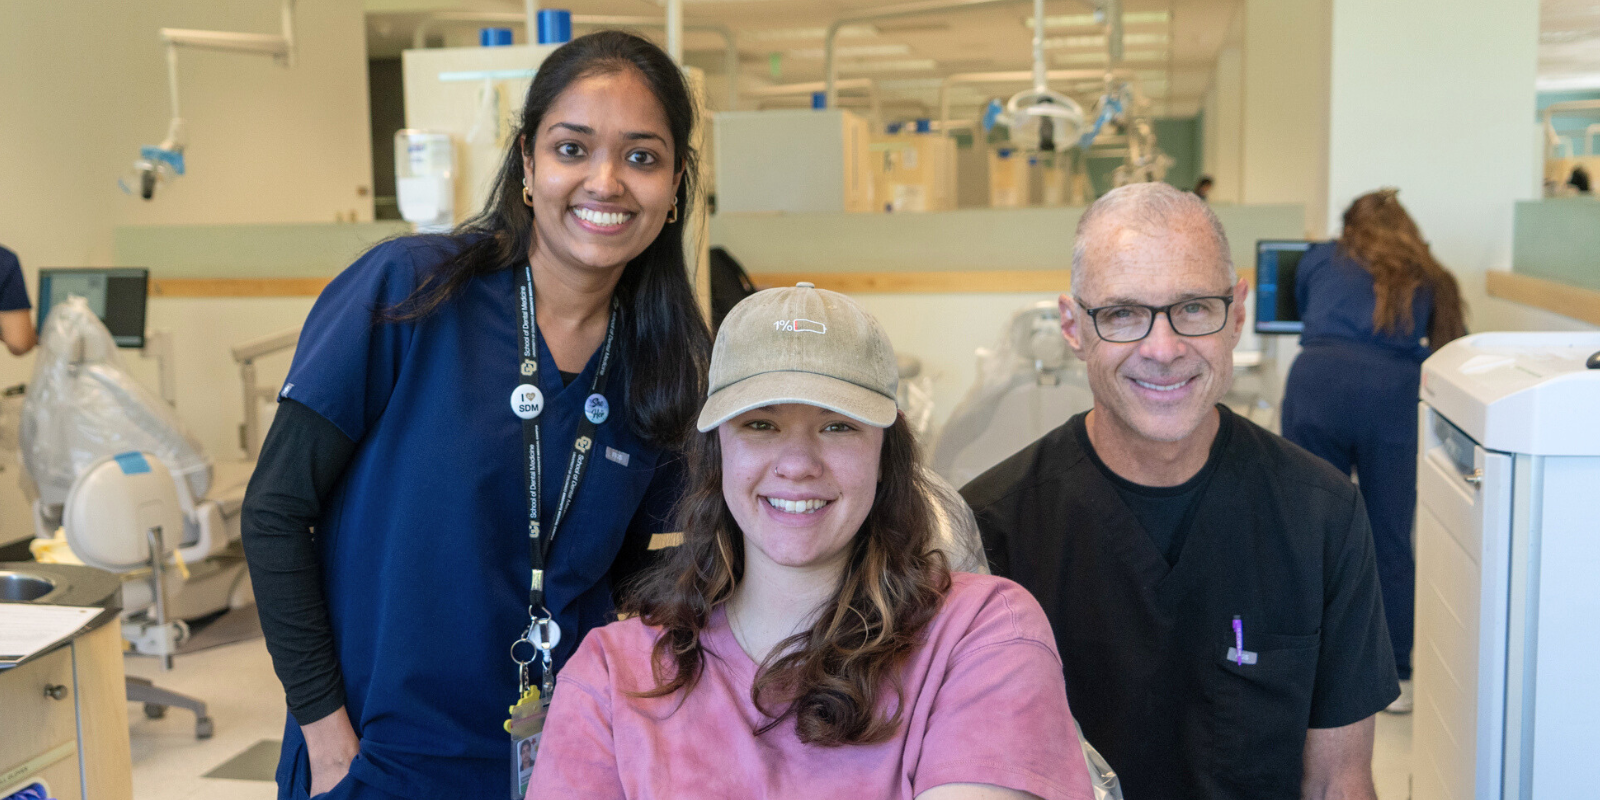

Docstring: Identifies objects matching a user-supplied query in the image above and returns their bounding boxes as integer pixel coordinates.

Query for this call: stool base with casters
[126,675,213,739]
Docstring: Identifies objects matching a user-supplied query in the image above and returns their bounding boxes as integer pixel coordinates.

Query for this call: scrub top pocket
[1211,632,1320,793]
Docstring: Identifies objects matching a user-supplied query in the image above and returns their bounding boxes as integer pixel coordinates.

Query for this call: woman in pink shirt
[528,284,1093,800]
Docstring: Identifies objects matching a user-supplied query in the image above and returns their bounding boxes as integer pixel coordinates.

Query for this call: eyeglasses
[1075,295,1235,343]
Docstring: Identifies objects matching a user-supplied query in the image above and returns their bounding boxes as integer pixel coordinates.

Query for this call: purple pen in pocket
[1233,615,1243,666]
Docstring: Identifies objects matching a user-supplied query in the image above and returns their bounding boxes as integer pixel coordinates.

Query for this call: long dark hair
[621,417,951,746]
[388,31,709,448]
[1339,189,1467,349]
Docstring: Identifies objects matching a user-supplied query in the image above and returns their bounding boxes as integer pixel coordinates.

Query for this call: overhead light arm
[1032,0,1047,93]
[125,1,297,199]
[408,12,740,111]
[825,0,1031,110]
[823,0,1107,109]
[1105,0,1123,64]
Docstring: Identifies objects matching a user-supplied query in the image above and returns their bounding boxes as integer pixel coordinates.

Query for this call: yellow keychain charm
[507,685,548,797]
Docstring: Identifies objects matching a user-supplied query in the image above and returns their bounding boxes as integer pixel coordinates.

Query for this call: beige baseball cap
[697,282,899,432]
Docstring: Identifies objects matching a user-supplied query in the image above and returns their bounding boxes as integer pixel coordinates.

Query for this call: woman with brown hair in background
[1280,188,1467,715]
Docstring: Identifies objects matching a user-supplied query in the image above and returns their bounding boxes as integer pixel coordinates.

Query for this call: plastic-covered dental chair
[925,468,988,574]
[932,302,1096,488]
[20,297,251,632]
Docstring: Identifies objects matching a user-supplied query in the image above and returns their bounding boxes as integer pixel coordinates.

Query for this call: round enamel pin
[510,384,544,420]
[584,393,610,424]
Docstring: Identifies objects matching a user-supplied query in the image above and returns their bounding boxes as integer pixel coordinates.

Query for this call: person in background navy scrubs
[240,32,710,800]
[0,246,38,355]
[1280,188,1468,714]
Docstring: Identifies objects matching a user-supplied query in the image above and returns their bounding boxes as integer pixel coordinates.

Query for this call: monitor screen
[36,268,150,348]
[1254,241,1313,335]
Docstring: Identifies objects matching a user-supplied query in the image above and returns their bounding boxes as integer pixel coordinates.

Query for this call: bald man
[962,184,1398,800]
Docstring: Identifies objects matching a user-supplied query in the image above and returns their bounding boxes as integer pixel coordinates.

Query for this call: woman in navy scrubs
[0,246,38,355]
[241,32,710,799]
[1279,189,1466,713]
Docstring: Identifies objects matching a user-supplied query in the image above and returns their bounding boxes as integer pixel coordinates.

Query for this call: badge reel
[506,617,560,797]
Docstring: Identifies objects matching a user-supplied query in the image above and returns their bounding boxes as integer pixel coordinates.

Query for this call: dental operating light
[996,0,1086,153]
[121,0,297,200]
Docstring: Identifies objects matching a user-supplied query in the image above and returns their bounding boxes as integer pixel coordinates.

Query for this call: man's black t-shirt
[1076,411,1233,565]
[962,406,1399,799]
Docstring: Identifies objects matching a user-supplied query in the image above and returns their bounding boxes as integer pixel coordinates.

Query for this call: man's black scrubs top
[962,406,1399,799]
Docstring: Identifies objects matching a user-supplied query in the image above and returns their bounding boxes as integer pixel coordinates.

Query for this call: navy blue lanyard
[515,263,618,616]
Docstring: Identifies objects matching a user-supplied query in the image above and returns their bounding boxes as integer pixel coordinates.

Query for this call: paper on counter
[0,603,102,667]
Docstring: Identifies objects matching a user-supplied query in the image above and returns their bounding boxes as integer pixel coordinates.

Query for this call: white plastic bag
[20,296,211,508]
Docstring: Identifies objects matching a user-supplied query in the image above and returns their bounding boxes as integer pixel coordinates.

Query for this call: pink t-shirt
[527,572,1092,800]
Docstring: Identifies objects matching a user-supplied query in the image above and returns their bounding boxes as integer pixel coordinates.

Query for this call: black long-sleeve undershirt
[240,398,358,726]
[243,377,590,725]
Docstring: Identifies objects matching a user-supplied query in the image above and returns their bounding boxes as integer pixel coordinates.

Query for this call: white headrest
[63,452,187,574]
[1009,301,1072,372]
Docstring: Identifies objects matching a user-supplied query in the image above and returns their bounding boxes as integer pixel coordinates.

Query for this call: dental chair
[20,297,252,651]
[932,302,1097,488]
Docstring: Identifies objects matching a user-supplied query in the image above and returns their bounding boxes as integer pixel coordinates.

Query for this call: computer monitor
[36,268,150,348]
[1254,241,1313,335]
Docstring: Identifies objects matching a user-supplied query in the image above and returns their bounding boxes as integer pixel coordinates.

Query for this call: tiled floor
[126,637,1415,799]
[1374,709,1413,799]
[125,639,284,800]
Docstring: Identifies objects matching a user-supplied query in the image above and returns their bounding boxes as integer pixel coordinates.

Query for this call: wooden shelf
[150,278,332,297]
[144,266,1268,299]
[752,267,1257,295]
[1486,271,1600,326]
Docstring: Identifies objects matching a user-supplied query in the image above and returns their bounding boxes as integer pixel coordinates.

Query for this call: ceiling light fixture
[874,21,951,34]
[1043,32,1167,49]
[1025,13,1099,28]
[1054,50,1165,65]
[837,58,938,73]
[788,44,911,59]
[1044,34,1108,49]
[1024,10,1170,29]
[1541,29,1600,44]
[743,25,876,42]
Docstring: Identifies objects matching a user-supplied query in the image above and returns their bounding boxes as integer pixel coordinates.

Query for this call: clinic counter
[0,562,133,800]
[0,562,122,667]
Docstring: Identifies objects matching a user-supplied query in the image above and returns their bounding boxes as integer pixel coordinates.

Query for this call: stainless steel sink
[0,570,60,603]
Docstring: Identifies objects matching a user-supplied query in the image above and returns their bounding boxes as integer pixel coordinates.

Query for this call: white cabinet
[0,621,132,800]
[1414,332,1600,800]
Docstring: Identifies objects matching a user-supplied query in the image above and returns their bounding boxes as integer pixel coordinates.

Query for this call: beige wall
[1240,0,1331,237]
[1202,45,1245,203]
[1326,0,1593,335]
[0,0,374,457]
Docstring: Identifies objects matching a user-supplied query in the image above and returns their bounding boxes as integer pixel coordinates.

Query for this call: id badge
[507,686,549,798]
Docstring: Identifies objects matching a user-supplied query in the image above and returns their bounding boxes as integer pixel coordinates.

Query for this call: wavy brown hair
[618,416,951,746]
[1338,189,1467,349]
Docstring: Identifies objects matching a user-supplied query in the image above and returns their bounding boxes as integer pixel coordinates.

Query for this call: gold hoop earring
[522,186,534,207]
[666,202,679,224]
